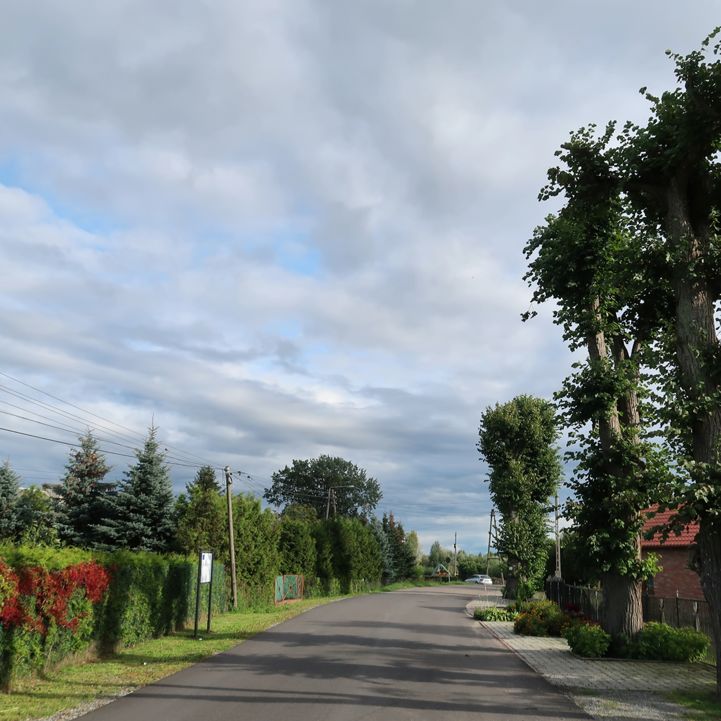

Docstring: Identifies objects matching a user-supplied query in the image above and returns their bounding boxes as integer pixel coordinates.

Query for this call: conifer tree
[0,460,21,541]
[175,465,227,558]
[55,431,112,548]
[101,426,175,552]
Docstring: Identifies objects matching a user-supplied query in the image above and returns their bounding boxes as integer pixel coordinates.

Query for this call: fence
[274,574,305,604]
[545,578,716,664]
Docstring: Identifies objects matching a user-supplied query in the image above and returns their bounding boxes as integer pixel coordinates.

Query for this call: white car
[465,574,493,585]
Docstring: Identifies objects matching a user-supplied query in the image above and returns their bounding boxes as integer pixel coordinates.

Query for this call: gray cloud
[0,2,716,551]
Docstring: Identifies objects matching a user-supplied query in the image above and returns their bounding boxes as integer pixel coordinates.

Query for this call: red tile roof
[641,506,699,548]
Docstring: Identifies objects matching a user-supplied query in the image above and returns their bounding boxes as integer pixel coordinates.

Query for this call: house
[641,507,703,600]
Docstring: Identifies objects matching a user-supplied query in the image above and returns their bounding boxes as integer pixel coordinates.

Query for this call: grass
[380,579,466,592]
[0,597,344,721]
[669,690,721,720]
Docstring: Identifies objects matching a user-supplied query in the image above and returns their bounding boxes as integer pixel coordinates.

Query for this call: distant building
[641,507,703,600]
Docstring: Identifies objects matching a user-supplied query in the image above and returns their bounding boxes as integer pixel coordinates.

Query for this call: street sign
[200,552,213,584]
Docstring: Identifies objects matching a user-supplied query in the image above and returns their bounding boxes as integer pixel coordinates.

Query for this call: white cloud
[0,1,717,551]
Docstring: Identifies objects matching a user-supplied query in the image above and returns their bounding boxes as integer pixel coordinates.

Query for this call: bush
[637,622,709,662]
[474,606,518,622]
[513,600,567,637]
[0,547,227,689]
[564,623,610,657]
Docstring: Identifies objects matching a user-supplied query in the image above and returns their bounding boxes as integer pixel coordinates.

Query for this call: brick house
[641,507,703,600]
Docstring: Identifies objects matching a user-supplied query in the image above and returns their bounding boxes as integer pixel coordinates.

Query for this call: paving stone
[482,621,715,693]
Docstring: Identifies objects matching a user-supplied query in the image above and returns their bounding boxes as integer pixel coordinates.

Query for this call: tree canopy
[478,395,561,599]
[264,455,382,519]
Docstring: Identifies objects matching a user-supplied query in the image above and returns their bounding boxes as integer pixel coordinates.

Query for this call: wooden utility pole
[325,487,332,520]
[224,466,238,609]
[554,493,562,579]
[486,508,496,575]
[453,532,457,578]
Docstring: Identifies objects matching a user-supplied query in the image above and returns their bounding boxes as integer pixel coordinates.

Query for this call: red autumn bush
[1,560,111,635]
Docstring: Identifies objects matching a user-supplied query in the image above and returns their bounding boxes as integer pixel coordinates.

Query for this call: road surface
[83,585,588,720]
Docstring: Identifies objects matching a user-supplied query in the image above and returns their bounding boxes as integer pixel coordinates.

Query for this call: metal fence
[545,579,716,664]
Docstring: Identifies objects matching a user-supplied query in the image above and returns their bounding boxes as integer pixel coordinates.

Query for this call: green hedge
[0,547,226,689]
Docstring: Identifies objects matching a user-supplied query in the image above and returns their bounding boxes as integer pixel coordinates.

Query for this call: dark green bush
[564,623,610,657]
[513,600,567,637]
[637,622,709,662]
[474,606,518,621]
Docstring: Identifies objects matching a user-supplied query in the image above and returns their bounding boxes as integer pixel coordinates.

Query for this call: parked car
[464,574,492,585]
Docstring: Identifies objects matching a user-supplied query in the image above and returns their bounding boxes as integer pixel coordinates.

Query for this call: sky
[0,1,717,554]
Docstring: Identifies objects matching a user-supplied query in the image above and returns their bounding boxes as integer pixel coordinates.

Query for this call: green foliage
[564,623,611,657]
[279,518,316,578]
[474,606,518,621]
[265,455,382,519]
[478,396,561,598]
[382,513,416,581]
[429,541,451,568]
[175,466,227,560]
[232,494,281,607]
[0,461,21,541]
[55,432,112,549]
[98,427,175,552]
[636,622,710,662]
[16,487,59,547]
[0,546,227,687]
[512,600,567,637]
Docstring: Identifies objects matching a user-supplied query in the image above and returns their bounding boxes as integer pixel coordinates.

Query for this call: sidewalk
[475,619,715,721]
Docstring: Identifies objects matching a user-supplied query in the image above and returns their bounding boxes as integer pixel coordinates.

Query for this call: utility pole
[224,466,238,609]
[486,508,496,575]
[554,493,562,579]
[453,532,457,578]
[325,486,332,520]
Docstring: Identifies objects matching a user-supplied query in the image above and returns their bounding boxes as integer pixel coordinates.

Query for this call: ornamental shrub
[474,606,519,621]
[513,600,567,637]
[564,623,610,657]
[636,622,709,662]
[0,547,227,689]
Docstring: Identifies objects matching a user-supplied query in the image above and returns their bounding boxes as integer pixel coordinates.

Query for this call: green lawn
[0,598,344,721]
[380,579,467,592]
[669,690,721,721]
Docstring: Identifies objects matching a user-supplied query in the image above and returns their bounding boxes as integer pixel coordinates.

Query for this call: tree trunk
[697,520,721,692]
[585,301,645,637]
[601,570,644,638]
[666,179,721,695]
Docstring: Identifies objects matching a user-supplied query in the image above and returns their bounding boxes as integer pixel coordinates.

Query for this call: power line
[0,425,206,469]
[0,373,218,468]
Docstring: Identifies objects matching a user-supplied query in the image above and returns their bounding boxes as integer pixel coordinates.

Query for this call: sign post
[194,551,213,638]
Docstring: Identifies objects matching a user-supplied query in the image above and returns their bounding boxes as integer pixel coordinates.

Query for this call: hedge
[0,546,226,689]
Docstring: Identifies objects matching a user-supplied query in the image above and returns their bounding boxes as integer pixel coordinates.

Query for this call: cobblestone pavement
[482,621,715,694]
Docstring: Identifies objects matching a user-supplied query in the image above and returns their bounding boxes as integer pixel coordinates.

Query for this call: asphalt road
[83,585,588,721]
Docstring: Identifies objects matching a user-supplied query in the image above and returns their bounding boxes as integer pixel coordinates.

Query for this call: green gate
[274,575,305,604]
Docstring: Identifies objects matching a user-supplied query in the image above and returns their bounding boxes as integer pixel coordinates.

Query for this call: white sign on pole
[200,552,213,584]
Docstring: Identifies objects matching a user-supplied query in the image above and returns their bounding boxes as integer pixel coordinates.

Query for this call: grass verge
[669,690,721,720]
[0,597,344,721]
[380,579,467,592]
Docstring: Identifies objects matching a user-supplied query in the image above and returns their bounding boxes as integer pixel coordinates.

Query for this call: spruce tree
[0,460,21,541]
[55,432,112,548]
[102,426,176,552]
[175,465,227,558]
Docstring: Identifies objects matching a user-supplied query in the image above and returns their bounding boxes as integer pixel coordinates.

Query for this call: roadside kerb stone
[481,621,715,693]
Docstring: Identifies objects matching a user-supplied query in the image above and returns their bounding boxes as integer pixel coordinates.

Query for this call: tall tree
[0,460,21,541]
[55,431,112,548]
[175,465,227,558]
[100,426,175,552]
[478,396,561,599]
[524,127,671,638]
[265,455,382,519]
[382,513,416,580]
[618,30,721,686]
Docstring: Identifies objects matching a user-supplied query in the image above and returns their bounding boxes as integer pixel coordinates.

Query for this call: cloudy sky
[0,2,716,553]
